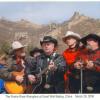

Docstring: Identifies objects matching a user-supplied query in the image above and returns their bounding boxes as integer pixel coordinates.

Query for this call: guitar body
[5,81,25,94]
[30,53,57,93]
[32,75,46,93]
[32,68,46,93]
[4,70,26,94]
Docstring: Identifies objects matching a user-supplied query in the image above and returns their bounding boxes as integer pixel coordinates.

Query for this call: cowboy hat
[12,41,26,50]
[62,31,81,43]
[81,33,100,45]
[30,47,44,56]
[40,36,58,46]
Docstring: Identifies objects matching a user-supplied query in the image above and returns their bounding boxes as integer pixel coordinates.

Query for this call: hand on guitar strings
[28,75,36,84]
[74,59,95,70]
[48,60,57,71]
[44,83,51,89]
[74,61,84,69]
[85,60,95,69]
[15,75,24,83]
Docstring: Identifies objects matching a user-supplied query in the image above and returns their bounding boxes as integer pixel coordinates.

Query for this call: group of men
[0,31,100,94]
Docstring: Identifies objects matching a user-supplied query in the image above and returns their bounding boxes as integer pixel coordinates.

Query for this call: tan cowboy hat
[62,31,81,43]
[11,41,26,50]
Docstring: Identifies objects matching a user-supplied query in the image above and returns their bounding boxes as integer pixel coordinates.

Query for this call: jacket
[63,48,82,81]
[79,48,100,89]
[26,52,67,86]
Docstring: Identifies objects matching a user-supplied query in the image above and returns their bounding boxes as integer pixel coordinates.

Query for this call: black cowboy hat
[40,36,58,46]
[30,47,44,56]
[81,33,100,45]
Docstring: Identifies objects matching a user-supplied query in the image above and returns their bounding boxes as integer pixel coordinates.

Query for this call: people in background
[30,47,44,58]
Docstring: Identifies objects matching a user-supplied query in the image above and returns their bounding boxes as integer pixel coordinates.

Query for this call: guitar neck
[37,67,48,77]
[36,53,57,77]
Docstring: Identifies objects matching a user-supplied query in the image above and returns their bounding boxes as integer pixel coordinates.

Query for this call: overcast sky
[0,2,100,24]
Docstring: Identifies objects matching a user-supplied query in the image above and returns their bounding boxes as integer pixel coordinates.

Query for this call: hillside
[0,12,100,52]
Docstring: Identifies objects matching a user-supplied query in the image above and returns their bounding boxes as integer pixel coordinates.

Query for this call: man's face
[41,42,55,55]
[87,39,99,50]
[65,36,77,48]
[33,52,41,58]
[15,48,26,57]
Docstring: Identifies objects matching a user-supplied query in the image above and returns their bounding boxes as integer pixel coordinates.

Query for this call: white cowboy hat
[12,41,26,50]
[62,31,81,43]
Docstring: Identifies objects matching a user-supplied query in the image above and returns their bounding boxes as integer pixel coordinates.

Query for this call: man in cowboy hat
[81,33,100,46]
[0,41,28,93]
[75,33,100,93]
[0,41,25,78]
[62,31,83,93]
[9,41,26,83]
[27,36,67,93]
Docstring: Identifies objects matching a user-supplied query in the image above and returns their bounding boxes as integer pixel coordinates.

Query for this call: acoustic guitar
[32,53,57,93]
[4,69,26,94]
